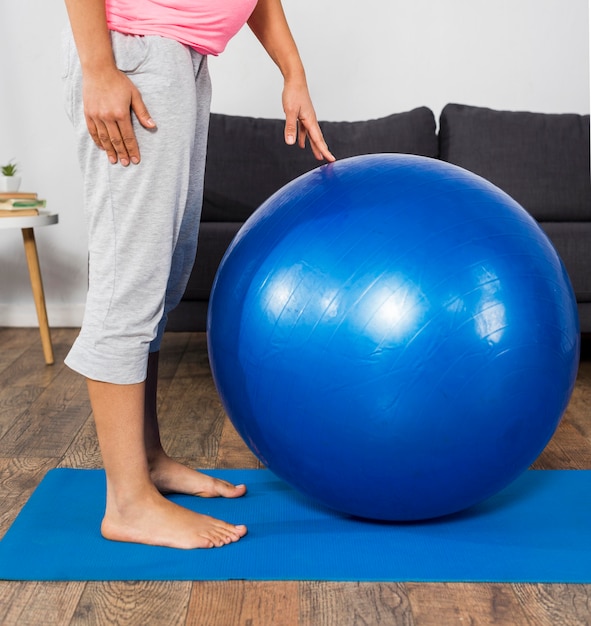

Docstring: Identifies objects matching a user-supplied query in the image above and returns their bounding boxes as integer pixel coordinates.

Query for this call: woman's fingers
[83,70,155,166]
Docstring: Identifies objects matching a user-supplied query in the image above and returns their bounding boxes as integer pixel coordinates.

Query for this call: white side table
[0,211,59,365]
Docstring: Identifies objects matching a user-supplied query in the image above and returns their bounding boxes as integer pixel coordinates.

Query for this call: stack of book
[0,192,46,217]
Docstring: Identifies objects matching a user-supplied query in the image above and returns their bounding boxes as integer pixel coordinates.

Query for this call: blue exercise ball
[207,154,580,521]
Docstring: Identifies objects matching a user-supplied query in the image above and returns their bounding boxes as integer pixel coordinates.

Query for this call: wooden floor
[0,327,590,626]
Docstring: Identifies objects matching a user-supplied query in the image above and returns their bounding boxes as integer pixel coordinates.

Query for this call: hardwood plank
[70,581,192,626]
[186,581,299,626]
[533,421,591,470]
[0,457,56,538]
[217,416,262,469]
[565,360,591,441]
[0,328,78,444]
[158,374,224,463]
[0,327,73,389]
[0,365,90,458]
[513,584,591,626]
[156,331,193,410]
[299,582,415,626]
[406,583,532,625]
[58,415,102,470]
[0,384,42,441]
[532,358,591,470]
[0,582,37,626]
[0,327,37,375]
[0,497,22,539]
[158,334,226,464]
[0,582,86,626]
[0,456,55,497]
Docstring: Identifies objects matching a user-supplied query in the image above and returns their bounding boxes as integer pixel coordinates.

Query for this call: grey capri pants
[62,30,211,384]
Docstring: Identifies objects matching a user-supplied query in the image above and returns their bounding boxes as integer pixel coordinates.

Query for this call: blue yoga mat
[0,468,589,582]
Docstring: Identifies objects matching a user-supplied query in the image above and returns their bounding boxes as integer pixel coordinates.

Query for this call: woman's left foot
[149,454,247,499]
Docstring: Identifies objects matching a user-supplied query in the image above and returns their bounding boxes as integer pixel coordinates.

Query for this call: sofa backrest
[439,103,591,222]
[202,106,438,222]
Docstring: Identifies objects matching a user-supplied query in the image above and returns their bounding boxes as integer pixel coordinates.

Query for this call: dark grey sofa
[166,103,590,334]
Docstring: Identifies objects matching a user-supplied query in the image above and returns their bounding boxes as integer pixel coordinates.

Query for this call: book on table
[0,192,46,217]
[0,192,38,200]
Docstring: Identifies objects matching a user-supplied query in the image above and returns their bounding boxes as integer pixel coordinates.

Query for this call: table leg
[21,227,54,365]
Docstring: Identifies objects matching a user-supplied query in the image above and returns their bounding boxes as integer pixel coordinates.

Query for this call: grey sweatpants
[62,30,211,384]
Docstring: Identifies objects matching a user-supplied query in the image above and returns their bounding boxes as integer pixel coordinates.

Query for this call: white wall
[0,0,589,327]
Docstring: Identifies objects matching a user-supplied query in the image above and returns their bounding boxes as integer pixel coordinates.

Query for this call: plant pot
[0,176,21,192]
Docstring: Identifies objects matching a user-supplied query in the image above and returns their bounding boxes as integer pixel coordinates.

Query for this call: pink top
[105,0,259,56]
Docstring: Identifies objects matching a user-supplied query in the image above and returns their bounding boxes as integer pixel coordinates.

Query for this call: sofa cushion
[182,222,243,300]
[202,106,438,222]
[539,222,591,301]
[202,190,255,223]
[439,103,591,222]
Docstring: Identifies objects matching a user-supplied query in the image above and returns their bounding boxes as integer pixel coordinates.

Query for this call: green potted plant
[1,160,21,192]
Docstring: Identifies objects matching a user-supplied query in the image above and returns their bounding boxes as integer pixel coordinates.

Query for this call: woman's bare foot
[148,452,247,500]
[101,485,248,549]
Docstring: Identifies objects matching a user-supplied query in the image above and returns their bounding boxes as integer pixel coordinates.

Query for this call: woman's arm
[64,0,155,165]
[247,0,335,161]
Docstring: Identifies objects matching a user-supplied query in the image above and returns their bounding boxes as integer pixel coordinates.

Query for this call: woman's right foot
[101,487,247,549]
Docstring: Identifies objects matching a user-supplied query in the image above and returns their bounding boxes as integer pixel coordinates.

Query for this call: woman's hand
[64,0,155,166]
[82,68,156,166]
[247,0,336,163]
[283,79,335,162]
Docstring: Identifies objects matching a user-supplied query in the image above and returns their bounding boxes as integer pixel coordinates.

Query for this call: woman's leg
[64,32,247,548]
[88,377,246,549]
[143,352,247,499]
[139,50,247,502]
